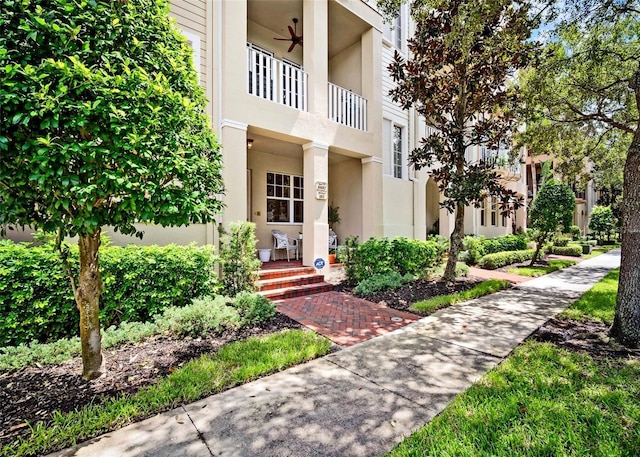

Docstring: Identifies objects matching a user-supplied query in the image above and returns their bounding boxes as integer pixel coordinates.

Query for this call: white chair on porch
[271,230,299,261]
[329,229,338,251]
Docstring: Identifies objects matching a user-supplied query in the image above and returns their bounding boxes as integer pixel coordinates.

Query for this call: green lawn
[410,279,510,314]
[1,330,331,457]
[508,259,576,277]
[389,269,640,457]
[583,243,621,260]
[560,269,619,324]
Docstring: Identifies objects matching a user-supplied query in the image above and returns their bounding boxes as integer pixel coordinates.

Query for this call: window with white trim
[383,5,405,50]
[266,172,303,224]
[181,30,201,77]
[491,198,498,226]
[393,125,403,179]
[481,199,487,226]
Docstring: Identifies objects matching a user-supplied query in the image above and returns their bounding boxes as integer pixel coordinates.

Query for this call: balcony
[247,45,307,111]
[481,145,521,176]
[328,83,367,131]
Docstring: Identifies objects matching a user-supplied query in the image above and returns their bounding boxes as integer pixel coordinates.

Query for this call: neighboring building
[525,152,598,235]
[4,0,529,268]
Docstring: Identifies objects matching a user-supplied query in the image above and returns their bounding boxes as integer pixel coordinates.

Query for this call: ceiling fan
[273,18,302,52]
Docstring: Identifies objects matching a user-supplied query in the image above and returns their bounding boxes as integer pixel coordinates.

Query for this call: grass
[388,268,640,457]
[583,243,621,259]
[560,269,619,324]
[508,259,576,277]
[1,330,332,457]
[410,279,510,314]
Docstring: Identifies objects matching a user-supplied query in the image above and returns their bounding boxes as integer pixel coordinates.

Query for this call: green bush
[463,236,486,265]
[477,249,537,270]
[1,293,273,370]
[552,234,571,247]
[548,244,583,257]
[569,225,582,240]
[482,234,529,254]
[155,295,240,338]
[0,240,217,346]
[218,221,261,296]
[232,292,276,326]
[353,272,413,297]
[345,237,441,283]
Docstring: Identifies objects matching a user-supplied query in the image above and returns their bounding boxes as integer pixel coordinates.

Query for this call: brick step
[259,266,316,281]
[258,274,325,292]
[258,282,334,301]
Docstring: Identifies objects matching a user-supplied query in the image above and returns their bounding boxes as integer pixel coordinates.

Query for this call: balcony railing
[328,83,367,131]
[247,46,307,111]
[481,145,520,175]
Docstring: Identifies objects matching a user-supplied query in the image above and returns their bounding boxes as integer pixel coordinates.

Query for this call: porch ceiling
[247,0,371,60]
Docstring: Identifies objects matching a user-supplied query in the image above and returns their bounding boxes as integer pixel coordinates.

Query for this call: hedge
[345,237,443,283]
[0,240,217,346]
[547,244,583,257]
[477,249,537,270]
[463,234,529,265]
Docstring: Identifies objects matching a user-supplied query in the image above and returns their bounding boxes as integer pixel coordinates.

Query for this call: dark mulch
[334,275,483,315]
[0,313,302,447]
[530,317,640,361]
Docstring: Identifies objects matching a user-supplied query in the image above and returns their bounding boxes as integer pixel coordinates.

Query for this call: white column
[303,142,329,271]
[220,119,248,226]
[361,157,384,240]
[303,0,328,117]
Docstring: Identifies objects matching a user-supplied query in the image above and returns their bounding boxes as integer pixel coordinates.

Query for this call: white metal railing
[328,82,367,131]
[480,145,520,175]
[247,46,307,111]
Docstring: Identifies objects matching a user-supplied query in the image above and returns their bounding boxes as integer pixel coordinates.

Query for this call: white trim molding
[220,119,248,131]
[302,141,329,152]
[361,156,383,164]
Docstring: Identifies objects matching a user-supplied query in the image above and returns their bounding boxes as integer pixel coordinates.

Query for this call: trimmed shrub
[548,244,583,257]
[232,292,276,326]
[477,249,537,270]
[345,237,441,283]
[218,221,261,296]
[0,240,217,346]
[155,295,240,338]
[482,234,529,254]
[463,236,486,265]
[552,234,571,247]
[569,225,582,240]
[353,272,413,297]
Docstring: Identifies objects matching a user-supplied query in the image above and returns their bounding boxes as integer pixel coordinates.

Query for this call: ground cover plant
[508,259,576,277]
[410,279,510,314]
[388,268,640,457]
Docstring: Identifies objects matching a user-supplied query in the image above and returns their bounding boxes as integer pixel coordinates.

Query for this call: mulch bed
[334,275,483,314]
[530,317,640,361]
[0,313,302,447]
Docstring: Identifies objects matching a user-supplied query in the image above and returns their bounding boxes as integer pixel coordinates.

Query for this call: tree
[528,179,575,265]
[589,205,616,243]
[379,0,537,281]
[517,0,640,346]
[0,0,224,379]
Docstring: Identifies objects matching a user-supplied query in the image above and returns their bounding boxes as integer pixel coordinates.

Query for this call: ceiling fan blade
[274,38,291,41]
[288,42,296,53]
[288,25,295,38]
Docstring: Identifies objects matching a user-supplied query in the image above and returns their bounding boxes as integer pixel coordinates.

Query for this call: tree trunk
[76,230,104,380]
[443,202,465,282]
[610,128,640,347]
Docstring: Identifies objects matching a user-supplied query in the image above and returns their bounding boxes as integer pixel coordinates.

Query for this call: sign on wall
[315,181,328,200]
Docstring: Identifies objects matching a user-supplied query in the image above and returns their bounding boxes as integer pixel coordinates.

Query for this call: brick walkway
[274,291,419,347]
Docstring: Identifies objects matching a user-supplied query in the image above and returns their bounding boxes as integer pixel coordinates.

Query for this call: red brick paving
[274,291,419,347]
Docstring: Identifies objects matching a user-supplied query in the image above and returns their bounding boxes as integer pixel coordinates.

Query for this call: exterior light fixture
[247,139,254,149]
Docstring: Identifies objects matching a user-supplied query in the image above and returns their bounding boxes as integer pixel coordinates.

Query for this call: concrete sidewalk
[51,250,621,457]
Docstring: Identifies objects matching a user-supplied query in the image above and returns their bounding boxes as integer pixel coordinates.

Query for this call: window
[181,30,201,77]
[267,172,303,224]
[393,125,403,178]
[491,199,498,226]
[393,8,404,49]
[481,199,487,226]
[502,213,508,227]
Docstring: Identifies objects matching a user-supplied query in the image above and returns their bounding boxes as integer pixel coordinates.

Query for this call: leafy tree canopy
[0,0,224,239]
